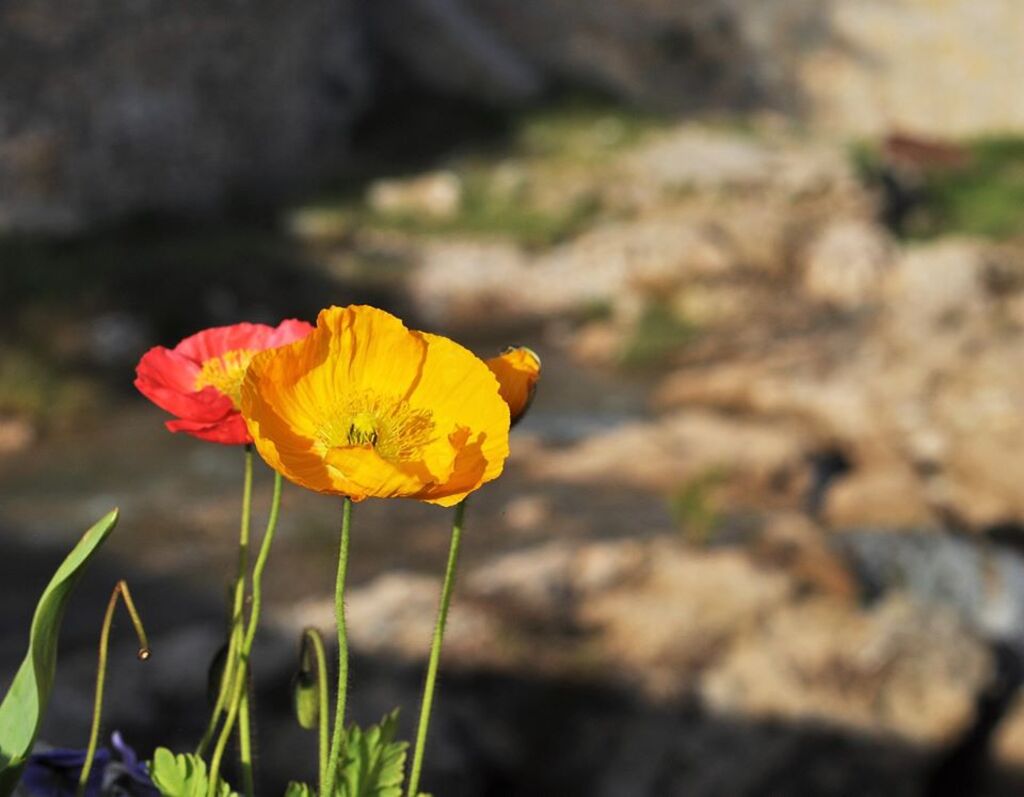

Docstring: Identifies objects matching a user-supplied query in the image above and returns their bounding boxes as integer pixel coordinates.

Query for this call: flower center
[318,391,436,464]
[194,348,257,408]
[347,412,379,447]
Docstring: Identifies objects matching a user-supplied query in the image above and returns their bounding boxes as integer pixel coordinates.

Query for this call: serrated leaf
[336,710,408,797]
[149,748,239,797]
[284,783,315,797]
[0,509,119,795]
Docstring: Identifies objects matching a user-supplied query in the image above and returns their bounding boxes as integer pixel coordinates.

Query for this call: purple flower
[22,732,157,797]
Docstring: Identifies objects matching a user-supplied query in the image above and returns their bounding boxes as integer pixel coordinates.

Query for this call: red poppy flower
[135,320,313,445]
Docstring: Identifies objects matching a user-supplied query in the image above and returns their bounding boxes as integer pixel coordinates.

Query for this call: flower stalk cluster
[16,304,540,797]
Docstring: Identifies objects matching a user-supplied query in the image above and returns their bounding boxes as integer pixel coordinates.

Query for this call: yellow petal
[324,445,431,500]
[486,346,541,423]
[241,305,511,502]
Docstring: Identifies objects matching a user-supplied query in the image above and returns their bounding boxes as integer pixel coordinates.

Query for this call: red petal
[266,319,314,348]
[137,319,311,443]
[135,348,235,422]
[166,414,251,445]
[175,323,275,363]
[135,346,198,391]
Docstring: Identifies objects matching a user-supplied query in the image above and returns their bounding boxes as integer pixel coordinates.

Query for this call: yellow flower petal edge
[485,346,541,425]
[240,305,511,503]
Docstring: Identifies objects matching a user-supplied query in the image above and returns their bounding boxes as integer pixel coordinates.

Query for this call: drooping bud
[485,346,541,426]
[292,628,327,731]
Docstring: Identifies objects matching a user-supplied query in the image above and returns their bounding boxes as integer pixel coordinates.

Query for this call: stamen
[195,349,257,408]
[318,391,436,464]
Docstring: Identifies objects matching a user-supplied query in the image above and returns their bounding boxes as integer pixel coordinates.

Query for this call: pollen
[318,391,436,464]
[195,349,257,408]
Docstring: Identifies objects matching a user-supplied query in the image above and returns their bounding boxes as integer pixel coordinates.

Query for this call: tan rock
[994,691,1024,769]
[884,239,991,328]
[0,416,36,456]
[756,512,859,600]
[701,596,988,745]
[367,171,463,219]
[802,218,894,309]
[822,461,936,528]
[530,409,808,494]
[501,493,553,534]
[283,572,504,668]
[579,541,794,697]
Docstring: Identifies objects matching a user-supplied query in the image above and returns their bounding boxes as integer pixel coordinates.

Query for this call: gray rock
[0,0,366,231]
[391,0,1024,135]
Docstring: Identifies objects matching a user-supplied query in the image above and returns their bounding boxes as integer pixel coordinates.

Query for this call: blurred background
[5,1,1024,794]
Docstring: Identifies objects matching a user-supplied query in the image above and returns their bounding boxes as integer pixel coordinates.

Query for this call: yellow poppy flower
[240,305,510,505]
[486,346,541,424]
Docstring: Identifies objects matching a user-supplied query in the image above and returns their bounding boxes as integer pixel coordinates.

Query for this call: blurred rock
[501,493,552,533]
[822,461,935,528]
[6,0,1024,229]
[409,214,741,327]
[405,125,875,329]
[367,171,463,219]
[626,128,857,199]
[567,321,622,367]
[0,416,35,456]
[365,0,542,103]
[578,541,794,698]
[646,235,1024,528]
[288,534,993,752]
[802,218,894,309]
[530,409,808,495]
[382,0,1024,136]
[0,0,365,231]
[884,239,991,329]
[756,512,858,600]
[627,129,778,192]
[702,596,987,745]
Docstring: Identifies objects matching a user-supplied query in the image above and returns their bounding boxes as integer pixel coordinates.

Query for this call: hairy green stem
[78,581,150,797]
[323,498,353,797]
[207,469,283,796]
[198,445,254,757]
[407,500,466,797]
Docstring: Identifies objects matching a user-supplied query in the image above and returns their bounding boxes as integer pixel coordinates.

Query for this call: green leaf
[149,748,239,797]
[284,783,315,797]
[336,710,408,797]
[0,508,119,795]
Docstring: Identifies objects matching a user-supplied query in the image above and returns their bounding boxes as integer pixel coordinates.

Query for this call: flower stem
[301,627,331,793]
[407,499,466,797]
[77,581,150,797]
[198,445,254,756]
[207,469,283,796]
[323,497,353,797]
[238,687,255,797]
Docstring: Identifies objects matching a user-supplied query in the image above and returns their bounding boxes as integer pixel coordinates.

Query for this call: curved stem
[198,445,254,756]
[244,471,283,654]
[407,500,466,797]
[323,498,353,797]
[77,581,150,797]
[301,628,331,793]
[207,659,246,797]
[207,469,284,796]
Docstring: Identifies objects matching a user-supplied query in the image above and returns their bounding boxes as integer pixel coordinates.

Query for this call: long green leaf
[0,508,119,794]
